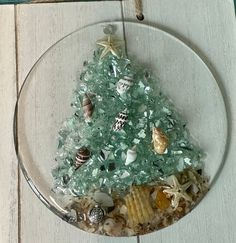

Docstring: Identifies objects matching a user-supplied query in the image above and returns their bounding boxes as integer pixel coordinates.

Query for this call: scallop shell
[152,127,168,154]
[82,94,93,120]
[125,146,137,165]
[124,186,154,226]
[116,76,134,95]
[75,147,91,169]
[112,109,128,131]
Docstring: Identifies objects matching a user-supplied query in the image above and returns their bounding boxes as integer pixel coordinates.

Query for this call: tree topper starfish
[163,175,192,210]
[96,35,123,59]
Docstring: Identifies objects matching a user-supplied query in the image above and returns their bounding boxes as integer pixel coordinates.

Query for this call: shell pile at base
[65,169,208,236]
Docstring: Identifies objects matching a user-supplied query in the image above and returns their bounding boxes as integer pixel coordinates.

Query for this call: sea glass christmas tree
[52,31,208,236]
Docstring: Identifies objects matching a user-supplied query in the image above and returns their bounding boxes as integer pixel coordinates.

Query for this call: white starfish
[96,35,123,59]
[163,175,192,210]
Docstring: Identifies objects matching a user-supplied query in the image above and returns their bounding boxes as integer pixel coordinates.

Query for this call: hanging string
[134,0,144,21]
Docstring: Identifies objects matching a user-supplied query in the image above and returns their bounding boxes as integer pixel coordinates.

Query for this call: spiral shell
[75,147,91,169]
[125,146,137,165]
[124,186,154,226]
[82,94,93,120]
[112,109,128,131]
[152,127,168,154]
[88,204,106,224]
[116,76,134,95]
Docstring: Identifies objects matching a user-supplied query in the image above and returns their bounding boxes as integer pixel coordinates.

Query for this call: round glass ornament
[15,21,228,236]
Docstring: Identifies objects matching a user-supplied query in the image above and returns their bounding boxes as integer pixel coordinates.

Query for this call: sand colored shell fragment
[155,189,171,210]
[63,169,208,236]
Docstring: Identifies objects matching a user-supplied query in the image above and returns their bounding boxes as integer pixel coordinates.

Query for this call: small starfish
[163,175,192,210]
[96,35,123,59]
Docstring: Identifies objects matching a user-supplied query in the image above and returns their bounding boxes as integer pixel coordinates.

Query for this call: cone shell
[75,147,91,169]
[124,186,154,226]
[116,76,134,95]
[82,94,93,120]
[152,128,168,154]
[125,146,137,165]
[112,110,128,131]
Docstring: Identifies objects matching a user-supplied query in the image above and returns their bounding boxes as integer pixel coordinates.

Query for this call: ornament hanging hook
[134,0,144,21]
[103,24,116,35]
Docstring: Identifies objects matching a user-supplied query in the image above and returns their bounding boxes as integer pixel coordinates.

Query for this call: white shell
[116,76,134,95]
[93,191,114,207]
[66,209,77,223]
[103,218,116,231]
[103,218,123,236]
[125,146,137,165]
[100,149,110,160]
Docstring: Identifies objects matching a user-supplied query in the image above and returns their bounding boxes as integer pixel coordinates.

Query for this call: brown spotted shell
[75,147,91,169]
[112,109,128,131]
[152,127,168,154]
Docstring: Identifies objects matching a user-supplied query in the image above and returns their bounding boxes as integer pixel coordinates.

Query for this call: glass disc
[15,21,228,236]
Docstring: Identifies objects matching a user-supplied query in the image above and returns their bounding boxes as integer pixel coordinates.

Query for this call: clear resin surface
[16,22,228,236]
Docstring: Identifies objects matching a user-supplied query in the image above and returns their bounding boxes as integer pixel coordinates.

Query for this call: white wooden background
[0,1,236,242]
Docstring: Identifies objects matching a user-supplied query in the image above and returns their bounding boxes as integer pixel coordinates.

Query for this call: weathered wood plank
[0,5,18,243]
[16,2,137,243]
[16,0,236,242]
[122,0,236,242]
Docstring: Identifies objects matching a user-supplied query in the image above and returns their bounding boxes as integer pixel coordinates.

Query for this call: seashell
[88,204,106,224]
[119,205,128,215]
[155,189,171,210]
[103,217,124,236]
[116,76,134,95]
[75,147,91,169]
[93,191,114,208]
[112,109,128,131]
[82,94,94,120]
[103,218,115,231]
[124,186,154,226]
[152,127,169,154]
[70,202,87,222]
[65,209,78,223]
[99,149,110,161]
[125,146,137,165]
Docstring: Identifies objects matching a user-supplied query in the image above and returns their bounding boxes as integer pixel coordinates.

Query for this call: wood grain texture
[122,0,236,242]
[0,5,18,243]
[16,2,137,243]
[15,0,236,243]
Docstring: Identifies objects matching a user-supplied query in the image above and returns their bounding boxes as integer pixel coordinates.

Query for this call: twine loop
[134,0,144,21]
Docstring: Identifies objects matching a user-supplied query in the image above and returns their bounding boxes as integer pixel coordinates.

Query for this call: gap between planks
[15,2,139,243]
[14,4,21,243]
